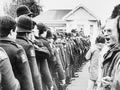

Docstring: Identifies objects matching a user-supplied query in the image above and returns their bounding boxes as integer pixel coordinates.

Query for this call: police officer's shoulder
[34,39,44,47]
[13,42,28,63]
[27,45,35,57]
[17,37,30,45]
[0,47,8,60]
[16,47,28,63]
[10,41,23,49]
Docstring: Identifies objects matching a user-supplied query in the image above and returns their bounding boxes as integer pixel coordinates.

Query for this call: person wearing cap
[16,15,43,90]
[0,15,34,90]
[16,4,54,90]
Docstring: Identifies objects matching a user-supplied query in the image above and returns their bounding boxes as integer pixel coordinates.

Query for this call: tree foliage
[4,0,42,18]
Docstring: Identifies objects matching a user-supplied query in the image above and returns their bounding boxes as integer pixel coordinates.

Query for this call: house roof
[33,4,98,23]
[33,9,72,23]
[63,4,98,20]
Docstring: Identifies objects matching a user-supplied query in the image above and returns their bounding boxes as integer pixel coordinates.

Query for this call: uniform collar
[38,36,47,40]
[16,36,32,44]
[0,37,15,42]
[17,36,28,41]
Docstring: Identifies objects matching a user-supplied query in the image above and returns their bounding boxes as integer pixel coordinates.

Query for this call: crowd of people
[0,5,90,90]
[85,3,120,90]
[2,2,120,90]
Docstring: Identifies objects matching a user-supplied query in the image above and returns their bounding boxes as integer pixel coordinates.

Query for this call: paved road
[67,62,89,90]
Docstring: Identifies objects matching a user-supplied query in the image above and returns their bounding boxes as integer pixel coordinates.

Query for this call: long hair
[117,16,120,42]
[111,4,120,18]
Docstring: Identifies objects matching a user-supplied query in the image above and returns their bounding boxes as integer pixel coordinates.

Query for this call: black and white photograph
[0,0,120,90]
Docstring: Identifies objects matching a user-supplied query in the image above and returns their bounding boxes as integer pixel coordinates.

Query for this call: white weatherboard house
[33,4,100,44]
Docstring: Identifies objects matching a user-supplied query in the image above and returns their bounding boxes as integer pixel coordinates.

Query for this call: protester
[98,16,120,90]
[86,35,105,90]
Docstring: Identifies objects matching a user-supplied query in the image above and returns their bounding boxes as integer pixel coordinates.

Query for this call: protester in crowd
[96,44,109,90]
[95,4,120,90]
[16,15,43,90]
[86,35,105,90]
[0,15,34,90]
[99,16,120,90]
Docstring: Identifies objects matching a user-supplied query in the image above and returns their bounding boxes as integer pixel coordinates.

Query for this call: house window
[56,29,65,32]
[77,25,84,32]
[90,25,94,35]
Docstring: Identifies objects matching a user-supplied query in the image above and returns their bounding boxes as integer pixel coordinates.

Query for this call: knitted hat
[16,5,33,17]
[16,15,36,32]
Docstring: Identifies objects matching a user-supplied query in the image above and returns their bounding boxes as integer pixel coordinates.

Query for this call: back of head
[16,15,36,32]
[111,4,120,19]
[46,30,53,39]
[95,35,105,44]
[37,22,47,35]
[0,15,16,37]
[16,5,33,17]
[53,34,57,41]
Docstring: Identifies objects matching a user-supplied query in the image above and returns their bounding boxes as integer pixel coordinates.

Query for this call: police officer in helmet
[16,15,42,90]
[0,15,34,90]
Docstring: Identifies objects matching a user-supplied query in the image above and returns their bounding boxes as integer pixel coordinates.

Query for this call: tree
[4,0,43,18]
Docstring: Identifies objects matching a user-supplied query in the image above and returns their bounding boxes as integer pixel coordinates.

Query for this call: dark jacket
[16,36,42,90]
[0,37,34,90]
[37,37,65,90]
[35,36,53,89]
[102,44,120,90]
[0,47,20,90]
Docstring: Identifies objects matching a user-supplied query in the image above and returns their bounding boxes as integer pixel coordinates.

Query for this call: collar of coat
[16,36,33,45]
[0,37,15,42]
[38,36,47,40]
[103,43,120,65]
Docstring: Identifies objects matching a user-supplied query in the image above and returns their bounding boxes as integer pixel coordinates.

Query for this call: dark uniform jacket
[16,36,42,90]
[0,37,34,90]
[102,44,120,90]
[37,37,65,90]
[0,47,20,90]
[35,36,53,89]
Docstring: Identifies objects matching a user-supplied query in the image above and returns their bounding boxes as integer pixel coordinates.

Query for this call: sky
[41,0,120,23]
[0,0,120,23]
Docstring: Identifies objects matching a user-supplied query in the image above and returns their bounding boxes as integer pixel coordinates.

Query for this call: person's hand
[49,85,54,90]
[60,79,66,85]
[102,76,112,88]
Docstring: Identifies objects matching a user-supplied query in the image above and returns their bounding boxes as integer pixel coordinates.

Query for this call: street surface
[67,62,89,90]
